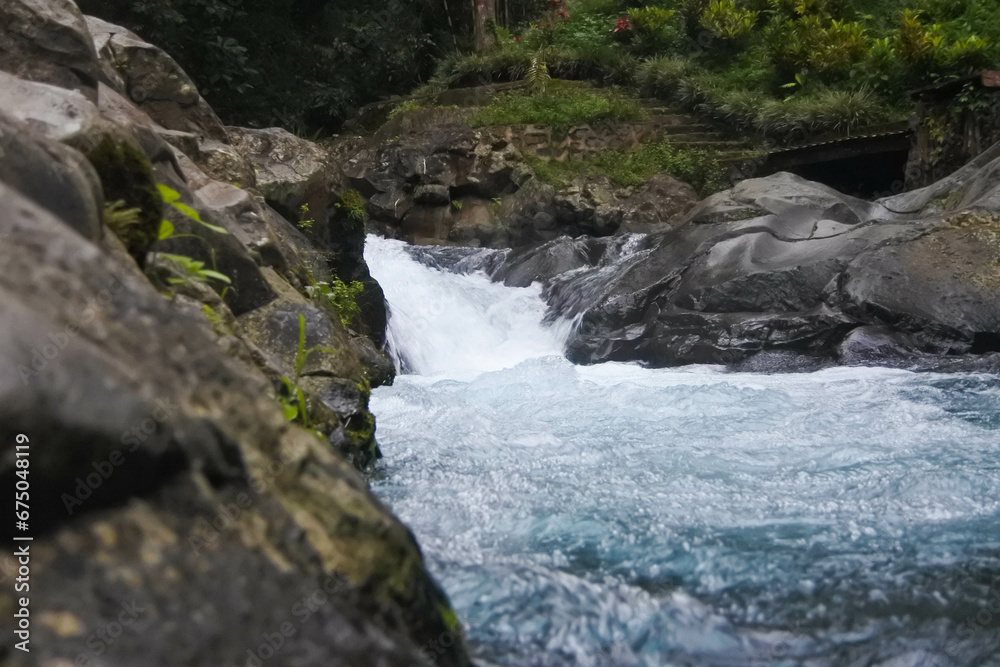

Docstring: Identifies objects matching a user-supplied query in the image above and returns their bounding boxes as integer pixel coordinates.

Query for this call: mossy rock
[344,408,381,468]
[86,134,162,265]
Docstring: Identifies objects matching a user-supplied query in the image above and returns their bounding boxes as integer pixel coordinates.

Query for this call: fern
[526,53,552,95]
[103,200,142,236]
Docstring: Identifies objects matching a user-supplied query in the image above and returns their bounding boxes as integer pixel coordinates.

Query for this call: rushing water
[365,236,1000,667]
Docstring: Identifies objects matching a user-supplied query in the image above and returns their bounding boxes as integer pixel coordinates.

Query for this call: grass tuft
[468,82,647,130]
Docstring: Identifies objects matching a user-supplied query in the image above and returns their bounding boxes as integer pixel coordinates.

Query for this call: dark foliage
[79,0,457,131]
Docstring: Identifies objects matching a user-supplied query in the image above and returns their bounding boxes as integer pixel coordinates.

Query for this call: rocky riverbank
[0,2,467,665]
[490,152,1000,372]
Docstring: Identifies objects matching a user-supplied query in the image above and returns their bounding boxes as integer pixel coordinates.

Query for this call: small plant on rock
[157,184,228,237]
[103,200,142,236]
[279,314,338,428]
[152,184,232,289]
[298,203,315,232]
[306,280,365,328]
[159,253,232,287]
[335,189,368,225]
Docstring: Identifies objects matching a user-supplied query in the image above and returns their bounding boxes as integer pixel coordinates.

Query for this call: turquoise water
[366,237,1000,667]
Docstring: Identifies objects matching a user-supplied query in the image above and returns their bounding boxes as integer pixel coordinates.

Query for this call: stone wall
[906,72,1000,190]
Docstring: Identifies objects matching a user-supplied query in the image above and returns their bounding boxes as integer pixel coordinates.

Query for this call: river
[365,235,1000,667]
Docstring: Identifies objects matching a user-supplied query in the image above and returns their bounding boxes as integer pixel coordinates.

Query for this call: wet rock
[836,326,923,365]
[235,269,380,468]
[528,166,1000,369]
[350,335,397,388]
[414,184,450,206]
[493,235,609,288]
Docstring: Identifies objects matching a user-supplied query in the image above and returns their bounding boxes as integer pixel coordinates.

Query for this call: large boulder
[0,0,101,99]
[84,15,228,141]
[227,126,330,220]
[499,154,1000,370]
[230,127,390,346]
[236,269,381,468]
[0,112,103,241]
[0,171,468,666]
[345,125,533,247]
[0,71,166,263]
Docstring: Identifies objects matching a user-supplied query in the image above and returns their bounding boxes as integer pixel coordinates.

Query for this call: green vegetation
[103,200,142,237]
[306,280,365,328]
[87,136,162,264]
[279,314,337,429]
[335,189,368,225]
[468,81,647,129]
[297,203,315,232]
[159,253,232,287]
[154,184,231,288]
[526,140,729,196]
[431,0,1000,143]
[388,99,425,120]
[78,0,461,131]
[157,184,228,236]
[77,0,999,140]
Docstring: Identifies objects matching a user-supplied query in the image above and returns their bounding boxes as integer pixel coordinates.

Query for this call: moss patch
[344,409,381,469]
[526,139,729,197]
[86,135,162,266]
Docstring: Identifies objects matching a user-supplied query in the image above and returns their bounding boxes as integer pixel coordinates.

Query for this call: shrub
[527,53,553,94]
[768,15,868,78]
[335,190,368,225]
[896,9,945,64]
[306,280,365,328]
[677,0,711,35]
[592,141,730,194]
[627,7,685,55]
[700,0,759,46]
[636,57,692,97]
[550,11,617,51]
[940,35,991,72]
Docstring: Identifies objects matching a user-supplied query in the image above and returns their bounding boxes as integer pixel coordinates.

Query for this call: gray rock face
[502,161,1000,370]
[230,126,390,345]
[84,15,228,141]
[0,182,464,666]
[0,0,101,98]
[227,126,329,216]
[348,124,701,248]
[0,5,457,665]
[0,112,104,241]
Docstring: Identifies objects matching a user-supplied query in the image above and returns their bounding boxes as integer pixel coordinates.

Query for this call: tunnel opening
[753,126,914,201]
[786,149,910,200]
[972,332,1000,354]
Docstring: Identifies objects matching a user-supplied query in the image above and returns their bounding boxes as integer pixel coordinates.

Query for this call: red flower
[613,17,632,33]
[558,8,569,18]
[513,36,524,41]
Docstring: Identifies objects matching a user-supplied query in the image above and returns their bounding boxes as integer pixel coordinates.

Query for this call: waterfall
[365,236,574,377]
